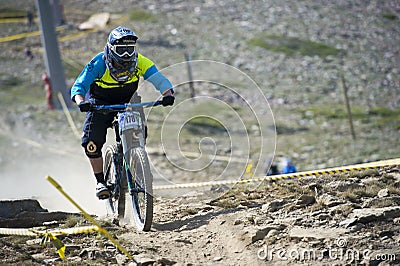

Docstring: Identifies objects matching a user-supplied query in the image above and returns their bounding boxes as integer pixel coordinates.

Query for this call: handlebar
[89,100,163,113]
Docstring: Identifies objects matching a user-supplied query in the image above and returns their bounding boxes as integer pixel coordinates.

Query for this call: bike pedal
[98,193,110,200]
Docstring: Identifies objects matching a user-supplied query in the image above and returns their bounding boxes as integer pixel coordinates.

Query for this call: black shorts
[81,93,144,158]
[81,111,117,158]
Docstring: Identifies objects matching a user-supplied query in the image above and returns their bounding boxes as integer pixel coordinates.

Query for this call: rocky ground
[1,0,399,265]
[1,167,399,265]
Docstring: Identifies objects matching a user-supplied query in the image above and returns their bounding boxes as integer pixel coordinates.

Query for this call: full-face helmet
[104,26,138,82]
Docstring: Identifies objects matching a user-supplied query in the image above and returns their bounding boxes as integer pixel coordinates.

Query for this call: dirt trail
[1,167,399,265]
[119,196,262,265]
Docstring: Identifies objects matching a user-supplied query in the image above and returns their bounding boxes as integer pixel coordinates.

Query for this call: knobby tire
[128,147,153,231]
[104,144,126,219]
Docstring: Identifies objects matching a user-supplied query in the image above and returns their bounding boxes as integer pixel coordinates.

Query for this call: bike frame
[88,99,161,230]
[93,100,161,193]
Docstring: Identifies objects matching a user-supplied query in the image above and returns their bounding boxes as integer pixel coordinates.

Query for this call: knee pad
[83,141,102,158]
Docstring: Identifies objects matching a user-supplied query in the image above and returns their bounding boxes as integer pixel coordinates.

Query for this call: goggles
[110,44,136,57]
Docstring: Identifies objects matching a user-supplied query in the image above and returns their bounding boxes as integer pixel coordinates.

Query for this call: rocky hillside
[0,0,399,265]
[1,0,399,170]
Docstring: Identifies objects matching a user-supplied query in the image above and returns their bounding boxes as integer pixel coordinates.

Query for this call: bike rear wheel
[127,147,153,231]
[104,144,126,219]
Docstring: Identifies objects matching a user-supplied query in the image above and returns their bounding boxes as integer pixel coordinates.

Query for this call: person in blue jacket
[281,158,297,174]
[70,26,174,199]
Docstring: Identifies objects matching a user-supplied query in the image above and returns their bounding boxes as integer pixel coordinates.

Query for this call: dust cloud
[0,134,107,217]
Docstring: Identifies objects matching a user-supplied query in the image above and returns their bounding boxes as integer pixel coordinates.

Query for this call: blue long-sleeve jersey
[70,52,172,104]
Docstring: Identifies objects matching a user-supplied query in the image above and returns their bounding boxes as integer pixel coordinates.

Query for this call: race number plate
[118,111,142,132]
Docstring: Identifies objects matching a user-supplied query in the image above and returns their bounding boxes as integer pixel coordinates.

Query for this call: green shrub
[129,10,154,21]
[249,34,341,58]
[185,116,227,135]
[382,13,397,20]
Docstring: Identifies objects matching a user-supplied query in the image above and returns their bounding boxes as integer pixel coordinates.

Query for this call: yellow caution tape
[48,225,99,235]
[0,228,37,236]
[0,225,98,237]
[57,92,81,139]
[0,15,128,43]
[49,233,66,259]
[245,161,254,177]
[0,18,27,23]
[0,25,66,43]
[46,175,133,260]
[154,158,400,190]
[0,225,98,260]
[38,232,66,259]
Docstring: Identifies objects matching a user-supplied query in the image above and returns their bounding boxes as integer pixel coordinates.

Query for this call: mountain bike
[89,100,161,231]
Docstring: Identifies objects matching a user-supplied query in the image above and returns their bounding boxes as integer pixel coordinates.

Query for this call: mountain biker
[70,26,174,199]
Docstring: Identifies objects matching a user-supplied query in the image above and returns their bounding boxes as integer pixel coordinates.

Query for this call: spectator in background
[25,47,34,61]
[281,158,297,174]
[265,159,280,176]
[42,72,54,110]
[26,9,33,30]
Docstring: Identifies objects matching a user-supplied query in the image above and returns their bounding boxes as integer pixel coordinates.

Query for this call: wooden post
[340,71,356,140]
[184,53,195,100]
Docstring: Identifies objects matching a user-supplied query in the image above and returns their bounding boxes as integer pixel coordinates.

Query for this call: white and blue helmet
[104,26,138,82]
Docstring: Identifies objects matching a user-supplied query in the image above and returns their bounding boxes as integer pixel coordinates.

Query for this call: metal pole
[35,0,70,109]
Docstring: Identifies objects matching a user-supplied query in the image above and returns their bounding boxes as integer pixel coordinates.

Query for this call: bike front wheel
[127,147,153,231]
[104,144,126,219]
